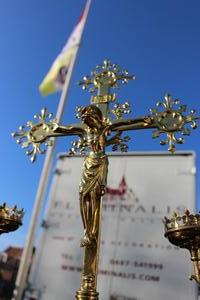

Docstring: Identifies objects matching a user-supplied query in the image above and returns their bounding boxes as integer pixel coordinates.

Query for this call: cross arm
[108,94,200,153]
[30,123,85,142]
[12,108,85,162]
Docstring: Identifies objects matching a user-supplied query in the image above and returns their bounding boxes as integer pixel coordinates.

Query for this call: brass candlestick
[164,210,200,284]
[0,203,24,234]
[12,59,200,299]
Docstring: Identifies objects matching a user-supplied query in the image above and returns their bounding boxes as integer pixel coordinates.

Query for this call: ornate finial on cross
[150,93,199,153]
[78,59,135,104]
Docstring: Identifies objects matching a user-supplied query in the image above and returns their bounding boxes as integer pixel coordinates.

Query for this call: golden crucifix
[13,60,199,299]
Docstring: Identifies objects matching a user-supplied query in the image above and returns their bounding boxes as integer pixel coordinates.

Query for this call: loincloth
[79,154,108,196]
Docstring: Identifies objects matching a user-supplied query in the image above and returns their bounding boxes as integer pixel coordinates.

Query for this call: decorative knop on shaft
[164,210,200,284]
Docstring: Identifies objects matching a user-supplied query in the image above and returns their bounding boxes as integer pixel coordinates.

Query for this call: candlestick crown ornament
[164,210,200,284]
[0,203,24,234]
[12,59,200,298]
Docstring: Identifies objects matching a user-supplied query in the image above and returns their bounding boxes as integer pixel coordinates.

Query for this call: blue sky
[0,0,200,250]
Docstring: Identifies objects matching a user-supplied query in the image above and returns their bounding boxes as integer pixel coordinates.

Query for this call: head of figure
[81,105,103,128]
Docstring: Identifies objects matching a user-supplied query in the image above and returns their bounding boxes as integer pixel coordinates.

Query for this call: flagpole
[13,1,92,299]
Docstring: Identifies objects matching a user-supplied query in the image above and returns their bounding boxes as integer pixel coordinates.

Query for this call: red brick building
[0,247,23,300]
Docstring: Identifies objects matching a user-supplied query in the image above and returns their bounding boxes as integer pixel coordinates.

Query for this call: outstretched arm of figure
[108,96,200,153]
[105,118,156,151]
[29,123,85,143]
[12,108,86,162]
[109,116,156,132]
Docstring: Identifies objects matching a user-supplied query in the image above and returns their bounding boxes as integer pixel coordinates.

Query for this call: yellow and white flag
[39,10,87,96]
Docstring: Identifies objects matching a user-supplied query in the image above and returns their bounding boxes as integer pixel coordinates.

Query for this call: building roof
[4,246,23,259]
